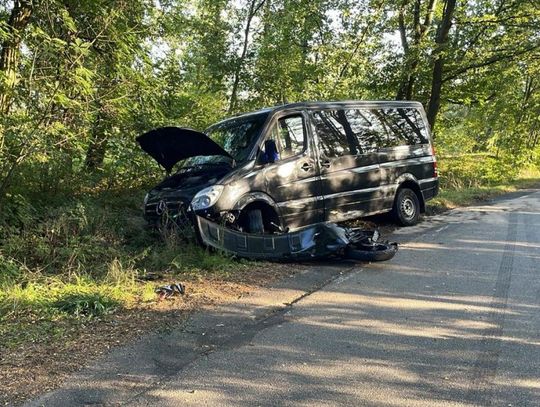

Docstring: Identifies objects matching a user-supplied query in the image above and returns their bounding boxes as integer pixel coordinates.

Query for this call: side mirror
[258,139,279,164]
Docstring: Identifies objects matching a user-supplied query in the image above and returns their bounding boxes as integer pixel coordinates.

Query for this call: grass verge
[0,189,295,405]
[428,171,540,213]
[0,190,252,350]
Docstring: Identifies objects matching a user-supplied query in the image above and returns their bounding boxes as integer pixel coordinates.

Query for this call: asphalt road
[28,190,540,406]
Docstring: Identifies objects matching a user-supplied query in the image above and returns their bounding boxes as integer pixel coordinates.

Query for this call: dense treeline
[0,0,539,209]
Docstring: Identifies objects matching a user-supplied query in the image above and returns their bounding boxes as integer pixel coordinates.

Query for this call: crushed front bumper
[195,215,350,260]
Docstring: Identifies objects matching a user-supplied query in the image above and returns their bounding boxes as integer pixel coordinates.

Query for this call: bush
[53,291,119,318]
[169,244,239,275]
[438,154,521,190]
[0,255,23,286]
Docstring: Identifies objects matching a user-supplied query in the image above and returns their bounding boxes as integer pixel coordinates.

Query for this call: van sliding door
[311,109,382,222]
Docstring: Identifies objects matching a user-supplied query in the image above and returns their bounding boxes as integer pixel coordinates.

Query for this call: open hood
[137,127,233,173]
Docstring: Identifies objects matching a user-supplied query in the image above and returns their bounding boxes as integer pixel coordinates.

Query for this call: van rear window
[312,107,429,158]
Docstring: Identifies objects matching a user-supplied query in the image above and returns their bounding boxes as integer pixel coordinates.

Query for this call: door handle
[320,159,331,168]
[300,162,314,171]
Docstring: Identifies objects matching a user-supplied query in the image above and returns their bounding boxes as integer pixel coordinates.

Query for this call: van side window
[381,108,429,146]
[344,109,386,152]
[312,110,363,157]
[268,115,305,160]
[312,107,429,156]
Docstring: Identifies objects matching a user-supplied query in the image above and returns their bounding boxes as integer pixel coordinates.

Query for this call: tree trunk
[426,57,443,128]
[426,0,457,130]
[85,138,108,170]
[228,0,265,114]
[396,0,437,100]
[0,0,34,114]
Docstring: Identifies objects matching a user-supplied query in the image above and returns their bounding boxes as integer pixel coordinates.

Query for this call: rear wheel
[392,188,420,226]
[246,209,265,234]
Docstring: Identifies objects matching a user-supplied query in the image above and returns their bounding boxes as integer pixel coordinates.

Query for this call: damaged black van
[138,101,439,233]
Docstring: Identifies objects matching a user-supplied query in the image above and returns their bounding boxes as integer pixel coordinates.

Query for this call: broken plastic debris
[155,283,185,300]
[195,215,398,262]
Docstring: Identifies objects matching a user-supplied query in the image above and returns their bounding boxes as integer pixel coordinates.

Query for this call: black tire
[247,209,265,234]
[392,188,420,226]
[344,242,398,262]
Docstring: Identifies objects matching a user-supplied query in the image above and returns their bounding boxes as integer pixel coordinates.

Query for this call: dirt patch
[0,262,302,406]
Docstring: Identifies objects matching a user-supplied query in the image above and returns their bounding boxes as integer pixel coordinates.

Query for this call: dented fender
[232,191,281,213]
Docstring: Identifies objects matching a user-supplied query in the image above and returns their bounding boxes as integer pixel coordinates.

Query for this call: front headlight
[191,185,224,211]
[143,193,150,205]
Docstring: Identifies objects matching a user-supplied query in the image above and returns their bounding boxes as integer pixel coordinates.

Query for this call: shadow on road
[27,193,540,407]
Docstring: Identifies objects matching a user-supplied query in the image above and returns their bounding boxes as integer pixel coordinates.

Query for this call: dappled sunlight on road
[296,292,509,314]
[459,206,511,212]
[298,313,496,340]
[130,194,540,407]
[508,378,540,389]
[458,239,540,249]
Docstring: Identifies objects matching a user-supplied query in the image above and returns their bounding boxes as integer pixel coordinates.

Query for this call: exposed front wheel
[246,209,265,234]
[392,188,420,226]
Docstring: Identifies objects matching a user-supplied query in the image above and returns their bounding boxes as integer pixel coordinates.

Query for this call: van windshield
[207,112,269,161]
[184,112,269,167]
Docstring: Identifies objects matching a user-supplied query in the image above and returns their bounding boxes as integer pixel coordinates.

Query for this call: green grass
[0,190,245,349]
[429,163,540,211]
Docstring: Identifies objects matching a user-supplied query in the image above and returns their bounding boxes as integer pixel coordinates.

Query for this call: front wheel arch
[236,201,283,233]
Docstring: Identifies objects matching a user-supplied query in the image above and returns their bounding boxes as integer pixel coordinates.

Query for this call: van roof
[275,100,423,110]
[212,100,423,126]
[229,100,425,120]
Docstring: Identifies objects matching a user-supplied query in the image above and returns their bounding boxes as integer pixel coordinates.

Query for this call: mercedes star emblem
[156,200,167,215]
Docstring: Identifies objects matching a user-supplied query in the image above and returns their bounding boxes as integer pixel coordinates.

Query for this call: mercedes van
[138,101,439,233]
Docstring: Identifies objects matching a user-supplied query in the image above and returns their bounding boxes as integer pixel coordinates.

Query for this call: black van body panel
[230,191,279,212]
[378,144,436,209]
[141,100,439,231]
[419,178,439,201]
[136,127,232,173]
[319,152,382,223]
[263,155,324,229]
